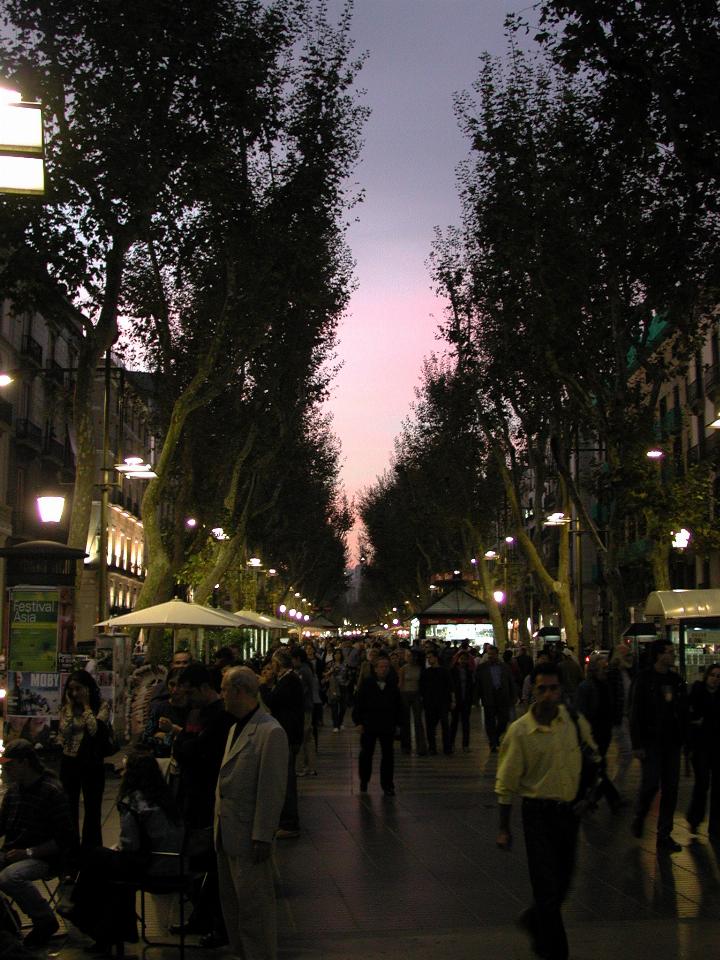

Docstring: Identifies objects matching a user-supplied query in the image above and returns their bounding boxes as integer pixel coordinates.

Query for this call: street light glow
[279,604,287,614]
[0,373,15,387]
[185,517,197,528]
[37,494,65,524]
[0,87,22,104]
[671,528,691,550]
[646,449,664,459]
[484,549,497,559]
[248,557,262,567]
[493,590,505,604]
[505,536,515,544]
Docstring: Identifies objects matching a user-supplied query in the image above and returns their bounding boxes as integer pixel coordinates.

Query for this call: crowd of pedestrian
[1,631,718,960]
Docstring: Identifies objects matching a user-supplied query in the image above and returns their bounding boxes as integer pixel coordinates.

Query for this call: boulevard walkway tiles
[24,710,720,959]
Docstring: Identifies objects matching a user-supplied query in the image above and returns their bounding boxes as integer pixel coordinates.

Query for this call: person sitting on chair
[63,747,184,953]
[0,739,76,949]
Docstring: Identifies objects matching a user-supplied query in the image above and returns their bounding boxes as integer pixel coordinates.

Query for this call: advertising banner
[5,670,63,748]
[9,588,60,672]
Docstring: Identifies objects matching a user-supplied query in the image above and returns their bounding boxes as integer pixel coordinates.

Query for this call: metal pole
[98,350,111,624]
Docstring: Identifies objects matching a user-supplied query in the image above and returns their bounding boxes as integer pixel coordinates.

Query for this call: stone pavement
[18,711,720,960]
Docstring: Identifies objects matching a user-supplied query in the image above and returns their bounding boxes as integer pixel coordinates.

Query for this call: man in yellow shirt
[496,662,597,960]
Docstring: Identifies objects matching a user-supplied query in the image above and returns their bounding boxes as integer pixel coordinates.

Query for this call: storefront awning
[645,590,720,620]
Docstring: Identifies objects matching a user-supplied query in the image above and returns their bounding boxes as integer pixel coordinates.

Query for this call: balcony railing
[15,417,42,447]
[656,407,682,439]
[687,379,704,411]
[704,362,720,397]
[44,359,65,386]
[21,334,42,366]
[42,436,65,463]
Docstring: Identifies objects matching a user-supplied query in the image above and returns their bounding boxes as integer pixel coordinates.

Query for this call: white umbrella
[96,599,255,629]
[234,609,290,630]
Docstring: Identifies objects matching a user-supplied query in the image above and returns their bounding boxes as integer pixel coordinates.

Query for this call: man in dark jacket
[629,638,687,852]
[476,645,517,752]
[0,740,76,948]
[420,648,453,755]
[260,649,305,837]
[173,663,235,945]
[353,655,403,796]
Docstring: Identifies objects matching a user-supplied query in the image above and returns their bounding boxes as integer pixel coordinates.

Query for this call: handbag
[568,710,602,816]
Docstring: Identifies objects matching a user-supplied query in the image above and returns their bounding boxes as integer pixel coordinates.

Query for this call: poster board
[8,588,59,671]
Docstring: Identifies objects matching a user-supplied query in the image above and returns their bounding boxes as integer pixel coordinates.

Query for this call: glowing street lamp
[279,604,287,614]
[493,590,505,604]
[646,449,664,460]
[36,492,66,524]
[0,86,44,195]
[671,528,691,550]
[248,557,262,567]
[484,549,498,559]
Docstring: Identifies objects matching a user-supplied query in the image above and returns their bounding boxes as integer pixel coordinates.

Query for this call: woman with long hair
[63,748,184,953]
[58,670,110,851]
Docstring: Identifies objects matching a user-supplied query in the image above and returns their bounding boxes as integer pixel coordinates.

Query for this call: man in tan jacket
[216,667,289,960]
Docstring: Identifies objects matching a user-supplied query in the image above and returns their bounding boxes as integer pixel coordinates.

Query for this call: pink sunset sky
[325,0,509,558]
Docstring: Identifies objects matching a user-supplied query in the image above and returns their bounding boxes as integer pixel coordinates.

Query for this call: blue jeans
[0,855,55,922]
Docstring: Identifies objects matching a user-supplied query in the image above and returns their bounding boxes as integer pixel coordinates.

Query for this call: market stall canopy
[417,587,490,621]
[645,590,720,620]
[306,615,338,630]
[234,609,289,630]
[97,599,255,629]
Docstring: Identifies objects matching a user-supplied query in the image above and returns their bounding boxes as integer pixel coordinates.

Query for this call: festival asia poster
[8,589,60,672]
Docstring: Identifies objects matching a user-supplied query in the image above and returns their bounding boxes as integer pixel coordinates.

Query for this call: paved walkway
[19,711,720,959]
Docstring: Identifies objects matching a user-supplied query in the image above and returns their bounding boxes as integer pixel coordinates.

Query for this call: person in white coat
[216,667,289,960]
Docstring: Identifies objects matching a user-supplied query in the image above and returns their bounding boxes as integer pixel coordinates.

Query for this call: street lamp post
[0,86,44,196]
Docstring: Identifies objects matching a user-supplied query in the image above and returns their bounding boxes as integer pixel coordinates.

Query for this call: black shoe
[383,787,396,797]
[199,931,229,949]
[631,816,644,838]
[517,908,546,958]
[657,836,682,853]
[24,916,60,949]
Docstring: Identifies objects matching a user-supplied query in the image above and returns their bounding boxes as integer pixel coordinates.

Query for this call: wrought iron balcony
[41,435,65,464]
[21,334,42,366]
[15,417,42,449]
